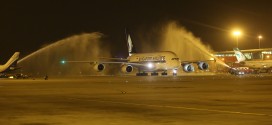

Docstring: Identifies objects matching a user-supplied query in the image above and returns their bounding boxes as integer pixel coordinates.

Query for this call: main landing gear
[136,72,160,76]
[136,72,148,76]
[161,71,167,76]
[136,71,171,76]
[151,72,159,76]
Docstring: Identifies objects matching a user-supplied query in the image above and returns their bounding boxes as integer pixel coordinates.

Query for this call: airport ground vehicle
[229,67,253,75]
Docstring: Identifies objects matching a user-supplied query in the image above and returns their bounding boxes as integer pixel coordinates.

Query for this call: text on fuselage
[139,56,166,62]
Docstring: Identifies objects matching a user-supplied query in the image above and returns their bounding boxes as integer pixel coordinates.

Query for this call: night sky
[1,0,272,63]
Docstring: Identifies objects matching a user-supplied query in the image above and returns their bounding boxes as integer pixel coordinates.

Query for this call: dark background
[1,0,272,63]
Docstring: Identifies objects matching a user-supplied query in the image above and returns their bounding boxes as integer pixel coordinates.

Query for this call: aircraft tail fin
[0,52,20,73]
[233,48,247,62]
[126,30,136,56]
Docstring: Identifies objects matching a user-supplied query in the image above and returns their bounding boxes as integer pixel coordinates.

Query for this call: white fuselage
[0,63,16,73]
[242,60,272,69]
[127,51,180,72]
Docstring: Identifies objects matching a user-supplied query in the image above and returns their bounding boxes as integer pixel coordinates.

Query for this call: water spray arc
[140,22,230,72]
[18,33,110,76]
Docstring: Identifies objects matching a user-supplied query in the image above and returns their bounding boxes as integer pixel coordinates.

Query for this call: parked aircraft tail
[233,48,247,62]
[0,52,20,73]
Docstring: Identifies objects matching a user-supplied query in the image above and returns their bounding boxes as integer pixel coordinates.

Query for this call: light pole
[258,35,262,49]
[233,31,241,48]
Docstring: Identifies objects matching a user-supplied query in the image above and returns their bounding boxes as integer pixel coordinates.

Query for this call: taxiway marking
[71,98,272,117]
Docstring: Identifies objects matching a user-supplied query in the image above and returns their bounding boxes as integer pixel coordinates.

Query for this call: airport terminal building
[213,48,272,72]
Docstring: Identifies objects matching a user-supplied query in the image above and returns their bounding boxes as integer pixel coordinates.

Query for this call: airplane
[62,34,210,76]
[0,52,20,73]
[233,48,272,72]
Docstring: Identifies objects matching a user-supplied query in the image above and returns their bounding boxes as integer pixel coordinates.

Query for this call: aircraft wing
[62,60,146,66]
[62,57,128,63]
[180,59,215,64]
[98,57,129,61]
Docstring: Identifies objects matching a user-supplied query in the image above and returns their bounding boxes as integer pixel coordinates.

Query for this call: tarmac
[0,74,272,125]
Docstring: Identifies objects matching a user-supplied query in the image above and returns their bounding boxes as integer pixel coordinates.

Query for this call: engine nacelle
[183,64,194,72]
[93,63,105,72]
[121,65,133,73]
[198,62,209,70]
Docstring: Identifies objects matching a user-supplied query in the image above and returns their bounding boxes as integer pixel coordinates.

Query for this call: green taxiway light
[61,60,66,64]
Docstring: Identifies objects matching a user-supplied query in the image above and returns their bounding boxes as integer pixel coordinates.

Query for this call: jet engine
[183,64,194,72]
[198,62,209,70]
[121,65,133,73]
[93,63,105,72]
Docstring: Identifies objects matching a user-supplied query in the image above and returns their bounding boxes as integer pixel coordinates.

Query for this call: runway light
[232,30,242,48]
[61,60,66,64]
[233,31,241,36]
[258,35,262,49]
